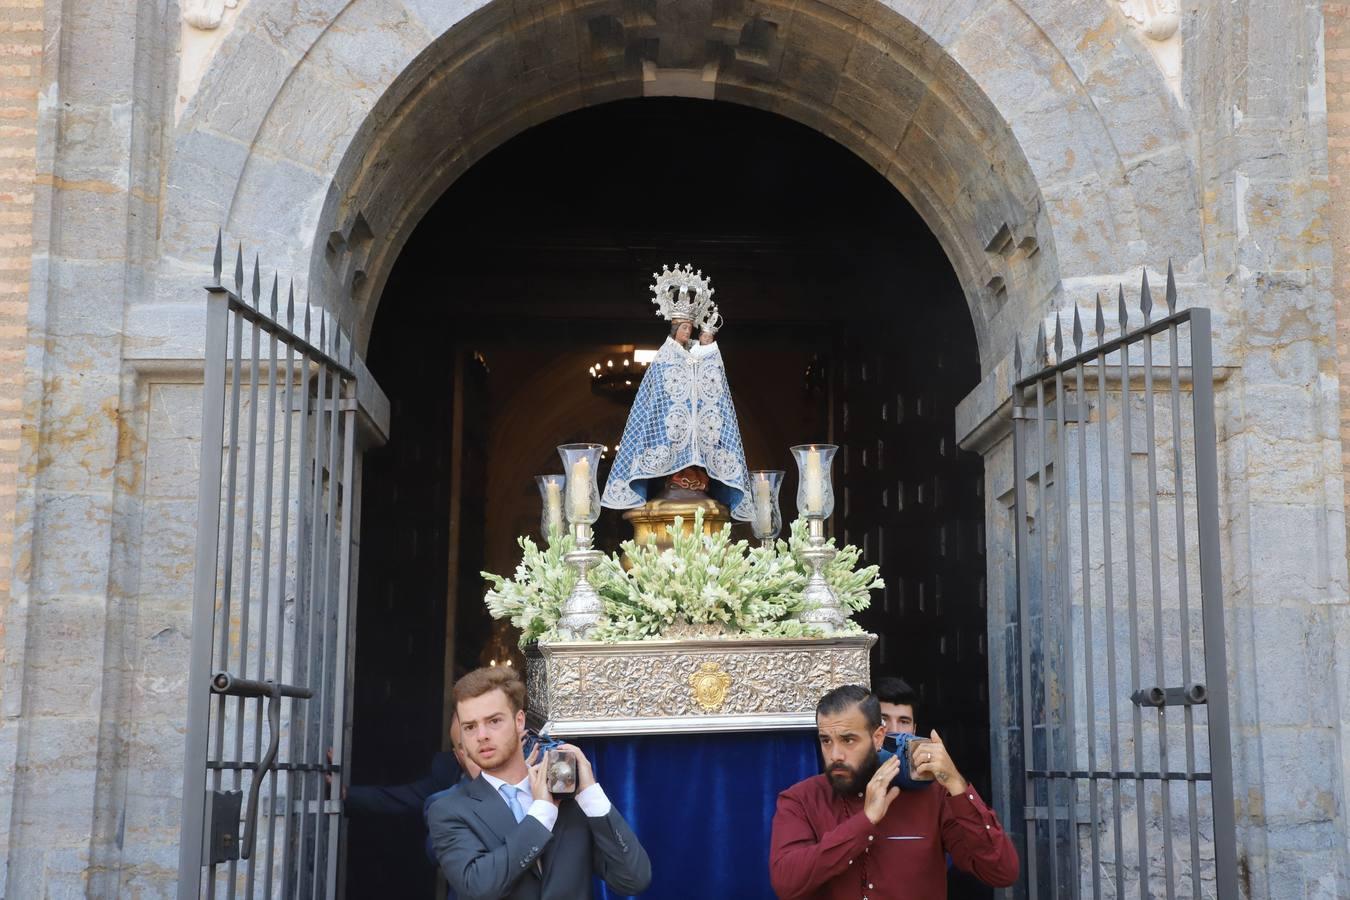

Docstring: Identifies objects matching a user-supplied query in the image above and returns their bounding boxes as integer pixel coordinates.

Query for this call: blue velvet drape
[582,730,820,900]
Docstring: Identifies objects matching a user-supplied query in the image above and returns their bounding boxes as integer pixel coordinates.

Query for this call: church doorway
[348,97,986,897]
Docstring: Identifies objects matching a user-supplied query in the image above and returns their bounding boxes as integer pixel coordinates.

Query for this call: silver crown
[650,263,713,322]
[697,302,723,334]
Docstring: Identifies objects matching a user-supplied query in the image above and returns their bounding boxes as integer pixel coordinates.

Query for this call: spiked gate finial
[1139,268,1153,322]
[1165,259,1177,314]
[212,230,223,286]
[1117,284,1128,334]
[1053,314,1064,360]
[234,244,244,295]
[303,295,312,342]
[1073,305,1084,353]
[286,280,295,329]
[269,274,278,320]
[1095,293,1106,343]
[250,254,261,308]
[1035,321,1047,366]
[1013,335,1023,376]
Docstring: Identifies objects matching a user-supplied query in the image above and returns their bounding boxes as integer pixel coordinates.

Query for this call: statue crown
[650,263,714,322]
[697,302,723,334]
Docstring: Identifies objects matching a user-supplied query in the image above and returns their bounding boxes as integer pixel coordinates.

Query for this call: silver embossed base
[525,634,876,737]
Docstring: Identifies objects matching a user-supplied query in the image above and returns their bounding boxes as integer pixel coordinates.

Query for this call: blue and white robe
[601,336,752,520]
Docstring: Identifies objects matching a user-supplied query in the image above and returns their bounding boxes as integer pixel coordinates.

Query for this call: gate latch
[205,788,243,864]
[1130,683,1207,708]
[207,671,313,862]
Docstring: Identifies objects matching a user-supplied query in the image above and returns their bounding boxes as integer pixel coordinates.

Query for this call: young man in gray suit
[427,666,652,899]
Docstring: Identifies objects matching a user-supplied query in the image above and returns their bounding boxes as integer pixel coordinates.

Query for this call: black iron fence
[1010,266,1237,899]
[178,235,367,899]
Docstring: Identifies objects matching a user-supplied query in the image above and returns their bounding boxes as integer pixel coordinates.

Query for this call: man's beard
[827,748,880,796]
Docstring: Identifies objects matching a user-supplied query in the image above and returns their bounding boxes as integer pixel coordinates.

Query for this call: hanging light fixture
[588,351,653,397]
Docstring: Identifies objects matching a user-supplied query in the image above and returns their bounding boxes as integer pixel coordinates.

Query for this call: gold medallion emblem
[689,662,733,711]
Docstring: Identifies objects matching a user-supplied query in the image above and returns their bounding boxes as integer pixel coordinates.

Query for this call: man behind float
[769,685,1018,899]
[427,666,651,900]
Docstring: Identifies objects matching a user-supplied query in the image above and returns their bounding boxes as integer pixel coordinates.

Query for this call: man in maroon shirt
[769,685,1018,899]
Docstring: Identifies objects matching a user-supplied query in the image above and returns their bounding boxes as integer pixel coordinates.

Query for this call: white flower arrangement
[482,511,884,646]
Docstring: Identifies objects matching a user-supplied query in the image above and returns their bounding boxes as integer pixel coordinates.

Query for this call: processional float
[480,265,884,896]
[481,264,883,738]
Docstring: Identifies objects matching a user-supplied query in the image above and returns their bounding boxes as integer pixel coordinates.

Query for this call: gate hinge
[1130,683,1207,708]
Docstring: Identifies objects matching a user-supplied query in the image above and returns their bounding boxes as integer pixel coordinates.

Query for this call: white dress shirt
[480,770,612,832]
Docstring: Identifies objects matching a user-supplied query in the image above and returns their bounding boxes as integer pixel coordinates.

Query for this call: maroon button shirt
[769,774,1019,899]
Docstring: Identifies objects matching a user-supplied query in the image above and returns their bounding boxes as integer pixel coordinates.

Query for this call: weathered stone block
[400,0,490,37]
[31,491,113,597]
[306,0,432,104]
[191,32,296,146]
[1246,503,1338,606]
[21,595,109,719]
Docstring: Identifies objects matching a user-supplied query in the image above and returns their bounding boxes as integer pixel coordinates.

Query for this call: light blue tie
[499,783,526,823]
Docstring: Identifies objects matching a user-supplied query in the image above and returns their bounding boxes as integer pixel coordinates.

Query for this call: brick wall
[0,1,40,658]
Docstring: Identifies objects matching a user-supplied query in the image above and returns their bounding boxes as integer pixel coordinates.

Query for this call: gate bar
[1071,310,1103,900]
[1139,279,1177,898]
[315,346,346,899]
[251,278,280,898]
[1011,339,1041,895]
[1034,345,1062,898]
[283,302,315,898]
[1189,309,1239,898]
[177,282,232,900]
[1092,297,1127,900]
[1166,270,1205,899]
[1052,320,1083,897]
[232,263,264,900]
[213,281,247,900]
[265,284,298,900]
[1115,291,1149,900]
[326,355,359,900]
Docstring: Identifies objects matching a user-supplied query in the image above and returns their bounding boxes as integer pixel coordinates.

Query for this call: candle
[546,480,563,533]
[804,448,824,514]
[567,457,591,521]
[753,478,773,536]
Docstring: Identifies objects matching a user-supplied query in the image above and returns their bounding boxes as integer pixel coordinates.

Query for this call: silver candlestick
[558,523,605,640]
[795,517,846,632]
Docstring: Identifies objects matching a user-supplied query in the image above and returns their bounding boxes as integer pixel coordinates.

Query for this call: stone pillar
[1190,1,1350,895]
[0,1,175,894]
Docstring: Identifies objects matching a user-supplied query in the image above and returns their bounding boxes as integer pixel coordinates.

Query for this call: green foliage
[481,512,884,646]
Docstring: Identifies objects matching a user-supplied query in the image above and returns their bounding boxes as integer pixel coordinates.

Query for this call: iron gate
[1010,266,1237,899]
[177,235,384,898]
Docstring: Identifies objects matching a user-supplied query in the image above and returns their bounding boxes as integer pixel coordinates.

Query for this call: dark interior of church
[348,97,988,897]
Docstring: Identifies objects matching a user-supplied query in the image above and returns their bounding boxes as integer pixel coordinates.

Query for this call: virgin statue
[601,264,752,521]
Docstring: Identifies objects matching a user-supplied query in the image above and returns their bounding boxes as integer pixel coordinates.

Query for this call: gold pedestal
[622,497,731,565]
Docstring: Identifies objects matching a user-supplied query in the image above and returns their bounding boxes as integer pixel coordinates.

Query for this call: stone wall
[1328,3,1350,553]
[0,0,41,703]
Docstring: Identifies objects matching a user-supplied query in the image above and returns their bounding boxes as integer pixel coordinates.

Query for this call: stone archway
[157,0,1198,376]
[147,2,1203,889]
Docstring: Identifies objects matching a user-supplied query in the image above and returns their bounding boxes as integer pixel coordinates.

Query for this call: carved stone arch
[158,0,1198,373]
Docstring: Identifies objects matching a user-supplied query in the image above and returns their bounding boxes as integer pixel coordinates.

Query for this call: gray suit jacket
[427,775,652,900]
